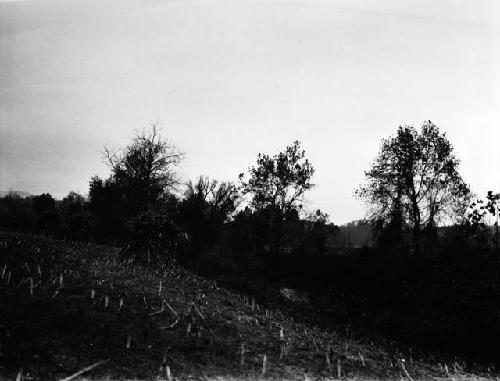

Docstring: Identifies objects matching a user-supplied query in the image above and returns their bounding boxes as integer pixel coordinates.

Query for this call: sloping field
[0,233,495,380]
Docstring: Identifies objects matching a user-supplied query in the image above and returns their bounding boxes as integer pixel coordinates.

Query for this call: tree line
[1,121,497,260]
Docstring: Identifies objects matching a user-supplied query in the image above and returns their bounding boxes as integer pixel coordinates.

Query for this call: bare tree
[103,123,184,211]
[183,176,239,225]
[179,176,239,255]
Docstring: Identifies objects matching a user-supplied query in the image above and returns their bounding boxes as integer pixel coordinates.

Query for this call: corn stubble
[0,233,495,381]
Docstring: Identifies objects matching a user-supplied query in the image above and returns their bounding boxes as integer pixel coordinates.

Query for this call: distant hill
[0,190,31,198]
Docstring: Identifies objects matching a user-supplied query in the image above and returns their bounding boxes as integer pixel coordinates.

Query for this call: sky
[0,0,499,224]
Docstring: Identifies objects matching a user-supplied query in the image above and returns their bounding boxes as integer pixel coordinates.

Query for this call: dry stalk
[161,317,180,330]
[279,327,286,360]
[58,359,109,381]
[126,335,131,349]
[149,306,165,316]
[399,359,414,381]
[160,350,168,373]
[240,342,246,366]
[191,303,205,320]
[312,338,319,352]
[17,277,30,288]
[162,299,178,317]
[166,365,172,381]
[359,352,365,366]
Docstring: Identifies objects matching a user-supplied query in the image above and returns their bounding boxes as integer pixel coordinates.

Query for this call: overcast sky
[1,0,499,224]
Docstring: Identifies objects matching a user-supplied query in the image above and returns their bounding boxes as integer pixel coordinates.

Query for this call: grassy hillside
[0,233,496,380]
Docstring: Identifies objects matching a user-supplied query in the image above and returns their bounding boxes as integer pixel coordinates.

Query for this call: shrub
[124,210,183,264]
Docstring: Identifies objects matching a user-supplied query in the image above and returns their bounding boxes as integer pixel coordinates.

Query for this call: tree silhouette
[356,121,470,253]
[239,140,314,256]
[469,191,500,248]
[88,176,127,242]
[88,125,184,243]
[32,193,59,232]
[60,191,89,240]
[302,209,332,257]
[103,123,184,213]
[179,176,239,257]
[486,191,500,249]
[32,193,55,216]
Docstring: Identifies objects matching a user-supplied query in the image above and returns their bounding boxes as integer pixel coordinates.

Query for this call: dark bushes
[0,195,36,232]
[124,209,183,264]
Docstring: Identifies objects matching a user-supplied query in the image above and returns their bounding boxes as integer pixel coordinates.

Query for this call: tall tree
[89,124,184,242]
[179,176,239,253]
[104,124,184,212]
[239,140,314,255]
[32,193,59,232]
[356,121,470,252]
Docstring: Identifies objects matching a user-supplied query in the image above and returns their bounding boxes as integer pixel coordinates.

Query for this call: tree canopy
[103,124,184,212]
[356,121,470,249]
[179,176,239,249]
[239,141,315,256]
[239,140,314,213]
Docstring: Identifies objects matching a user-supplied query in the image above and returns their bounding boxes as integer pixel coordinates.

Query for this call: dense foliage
[356,121,471,253]
[239,140,315,257]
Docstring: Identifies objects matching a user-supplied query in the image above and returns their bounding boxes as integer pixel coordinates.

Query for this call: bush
[0,195,35,232]
[124,210,184,264]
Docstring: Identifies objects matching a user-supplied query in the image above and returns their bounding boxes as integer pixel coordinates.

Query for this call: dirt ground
[0,233,497,380]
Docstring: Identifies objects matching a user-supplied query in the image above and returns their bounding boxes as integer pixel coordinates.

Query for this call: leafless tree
[103,123,185,211]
